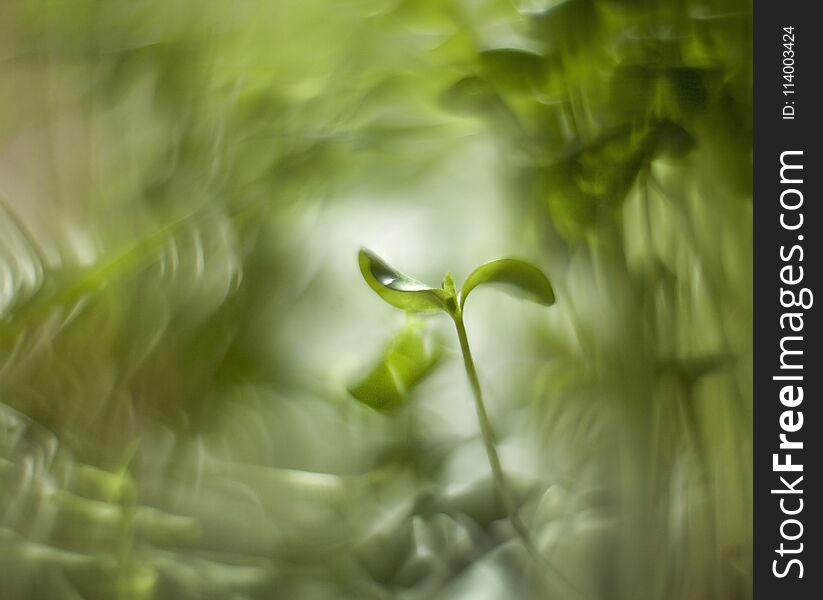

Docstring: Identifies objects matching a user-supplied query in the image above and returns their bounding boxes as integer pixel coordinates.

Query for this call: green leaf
[459,258,555,309]
[440,75,495,115]
[531,0,600,54]
[349,325,442,412]
[657,354,736,386]
[652,119,696,159]
[478,48,545,92]
[358,248,450,313]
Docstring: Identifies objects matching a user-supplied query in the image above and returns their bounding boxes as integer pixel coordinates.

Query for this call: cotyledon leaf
[358,248,451,313]
[459,258,555,309]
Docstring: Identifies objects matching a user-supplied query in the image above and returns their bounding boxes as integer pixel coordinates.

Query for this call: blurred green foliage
[349,322,443,411]
[1,0,751,599]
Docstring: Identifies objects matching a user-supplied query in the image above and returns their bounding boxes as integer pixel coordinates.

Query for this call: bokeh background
[0,1,751,599]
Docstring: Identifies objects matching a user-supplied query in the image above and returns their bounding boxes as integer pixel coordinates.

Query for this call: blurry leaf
[652,119,696,159]
[384,0,457,33]
[440,75,495,115]
[49,486,201,548]
[658,354,737,386]
[440,75,532,147]
[0,532,111,573]
[539,121,695,239]
[459,259,555,309]
[52,490,123,531]
[539,162,600,239]
[349,325,442,411]
[64,465,132,504]
[609,65,659,120]
[666,67,715,114]
[358,248,450,313]
[356,511,415,585]
[479,48,545,92]
[134,507,202,546]
[611,65,719,118]
[531,0,600,54]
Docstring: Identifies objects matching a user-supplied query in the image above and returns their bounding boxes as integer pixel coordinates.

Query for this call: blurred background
[0,1,751,599]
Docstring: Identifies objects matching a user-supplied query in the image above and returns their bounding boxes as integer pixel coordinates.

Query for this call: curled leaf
[349,325,442,412]
[459,258,555,309]
[358,248,450,313]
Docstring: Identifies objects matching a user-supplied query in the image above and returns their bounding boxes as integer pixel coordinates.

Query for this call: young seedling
[357,248,564,585]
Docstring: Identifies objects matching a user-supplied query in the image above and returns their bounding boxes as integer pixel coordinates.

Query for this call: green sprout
[356,248,561,584]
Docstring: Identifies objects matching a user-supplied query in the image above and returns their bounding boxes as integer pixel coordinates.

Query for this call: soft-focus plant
[356,248,557,576]
[0,0,753,597]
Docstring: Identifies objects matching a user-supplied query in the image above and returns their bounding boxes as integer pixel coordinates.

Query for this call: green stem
[453,316,521,527]
[452,312,581,598]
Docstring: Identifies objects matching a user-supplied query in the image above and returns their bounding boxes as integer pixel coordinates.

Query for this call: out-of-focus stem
[452,311,581,599]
